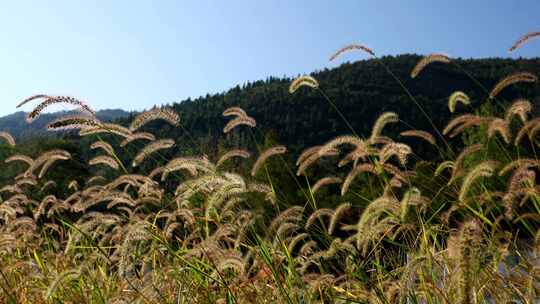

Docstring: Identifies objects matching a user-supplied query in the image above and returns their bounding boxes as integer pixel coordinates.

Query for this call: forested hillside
[1,54,539,191]
[124,54,540,155]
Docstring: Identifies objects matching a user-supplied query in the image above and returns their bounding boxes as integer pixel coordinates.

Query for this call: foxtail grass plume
[443,114,489,138]
[129,107,179,131]
[487,118,511,144]
[450,144,483,184]
[47,115,101,131]
[27,150,71,176]
[162,156,215,180]
[455,219,482,304]
[379,142,412,166]
[399,130,436,145]
[341,164,378,196]
[16,94,50,108]
[5,154,33,166]
[489,72,537,99]
[251,145,287,177]
[509,31,540,53]
[329,44,375,61]
[289,75,319,94]
[89,155,120,170]
[0,132,16,146]
[25,96,95,123]
[305,208,333,230]
[217,149,251,167]
[120,132,156,147]
[132,139,175,167]
[38,159,63,179]
[297,147,338,176]
[505,99,532,123]
[370,112,399,140]
[328,202,351,235]
[459,160,499,201]
[499,158,539,176]
[435,160,454,177]
[338,146,371,167]
[514,117,540,145]
[311,176,342,194]
[79,123,132,138]
[319,136,365,156]
[223,116,256,133]
[448,91,471,113]
[296,146,324,166]
[287,233,309,253]
[222,107,248,118]
[526,120,540,142]
[90,141,115,156]
[410,53,451,78]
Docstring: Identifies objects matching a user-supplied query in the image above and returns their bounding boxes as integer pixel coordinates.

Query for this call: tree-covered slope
[121,54,540,156]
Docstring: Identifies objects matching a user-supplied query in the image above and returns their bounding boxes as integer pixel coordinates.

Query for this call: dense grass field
[1,39,540,303]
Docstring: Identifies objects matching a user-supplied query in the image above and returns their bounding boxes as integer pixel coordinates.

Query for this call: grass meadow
[1,36,540,303]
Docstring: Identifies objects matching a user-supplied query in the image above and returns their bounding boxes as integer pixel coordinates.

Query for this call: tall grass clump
[0,36,539,303]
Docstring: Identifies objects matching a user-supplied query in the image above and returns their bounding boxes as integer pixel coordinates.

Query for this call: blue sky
[0,1,538,116]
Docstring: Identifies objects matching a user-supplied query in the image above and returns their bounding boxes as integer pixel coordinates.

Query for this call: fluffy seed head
[89,155,120,170]
[217,149,251,167]
[489,72,537,99]
[509,31,540,53]
[305,208,334,230]
[90,141,115,156]
[499,158,539,176]
[459,160,499,201]
[487,118,511,144]
[26,96,95,123]
[341,164,378,196]
[443,114,489,138]
[450,144,483,183]
[223,116,256,133]
[448,91,471,113]
[328,202,352,235]
[79,123,132,138]
[379,142,412,166]
[505,99,532,123]
[16,94,50,108]
[132,139,175,167]
[222,107,247,118]
[329,43,375,61]
[410,53,451,78]
[371,112,399,140]
[515,117,540,145]
[162,156,215,180]
[47,115,101,131]
[400,130,436,145]
[129,107,179,131]
[251,145,287,177]
[297,147,338,176]
[5,154,33,166]
[311,176,342,194]
[289,75,319,93]
[120,132,156,147]
[0,132,16,146]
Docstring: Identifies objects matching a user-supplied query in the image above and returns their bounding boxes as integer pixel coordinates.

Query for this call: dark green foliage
[114,55,540,158]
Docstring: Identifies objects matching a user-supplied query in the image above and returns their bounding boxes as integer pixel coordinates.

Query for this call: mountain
[4,55,540,151]
[115,54,540,156]
[0,109,131,141]
[0,54,539,196]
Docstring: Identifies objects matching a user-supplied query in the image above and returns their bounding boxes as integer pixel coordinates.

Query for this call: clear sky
[0,1,538,116]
